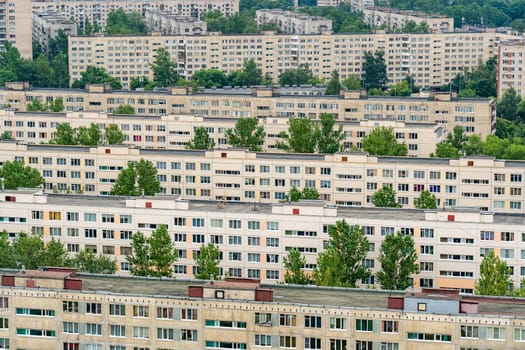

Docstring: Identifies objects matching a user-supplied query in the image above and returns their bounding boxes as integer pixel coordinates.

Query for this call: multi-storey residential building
[2,189,525,290]
[31,0,238,28]
[362,7,455,33]
[32,12,78,55]
[144,10,207,35]
[2,270,525,350]
[1,144,525,213]
[497,39,525,97]
[0,0,32,58]
[0,110,443,156]
[0,84,495,137]
[255,9,332,34]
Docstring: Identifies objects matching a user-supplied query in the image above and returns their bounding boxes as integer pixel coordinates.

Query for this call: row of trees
[51,122,125,146]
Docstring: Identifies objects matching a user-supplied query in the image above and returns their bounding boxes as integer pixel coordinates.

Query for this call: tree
[48,29,69,59]
[285,186,320,202]
[229,59,264,87]
[362,51,387,90]
[71,250,116,274]
[27,99,46,112]
[130,76,155,90]
[127,225,177,277]
[114,104,135,114]
[191,69,228,88]
[317,113,344,153]
[0,231,16,268]
[284,249,310,285]
[72,66,122,90]
[0,160,44,189]
[225,117,265,151]
[186,126,215,150]
[414,190,437,209]
[33,53,55,88]
[376,232,419,290]
[475,251,512,296]
[104,124,125,145]
[389,80,411,96]
[432,141,460,158]
[279,66,315,86]
[372,186,401,208]
[112,159,160,196]
[313,221,370,287]
[195,243,221,280]
[343,75,361,90]
[276,117,319,153]
[52,123,76,145]
[0,131,12,140]
[362,127,407,156]
[105,9,147,35]
[13,232,45,270]
[325,70,342,95]
[76,123,102,146]
[150,48,179,87]
[51,53,70,88]
[50,98,64,112]
[497,87,521,121]
[42,238,69,267]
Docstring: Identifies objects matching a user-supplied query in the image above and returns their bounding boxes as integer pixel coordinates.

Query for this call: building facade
[0,110,443,156]
[32,12,78,55]
[0,84,495,138]
[0,145,525,214]
[2,190,525,291]
[67,30,518,89]
[144,10,207,36]
[31,0,238,28]
[362,7,455,33]
[497,39,525,97]
[0,0,32,58]
[1,271,525,350]
[255,10,332,35]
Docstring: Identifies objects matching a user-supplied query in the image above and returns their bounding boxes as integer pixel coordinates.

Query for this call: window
[279,314,296,327]
[380,343,398,350]
[86,323,102,335]
[248,221,260,230]
[255,334,272,347]
[229,235,242,245]
[460,325,479,338]
[120,215,132,224]
[84,213,96,222]
[133,305,149,318]
[266,238,279,247]
[329,317,346,330]
[267,221,279,231]
[501,249,514,259]
[181,308,197,320]
[304,337,321,350]
[420,245,434,255]
[381,321,398,333]
[248,253,260,262]
[248,237,260,246]
[420,228,434,238]
[133,326,150,339]
[62,301,78,313]
[210,218,223,228]
[515,328,525,341]
[480,231,494,240]
[354,340,371,350]
[501,232,515,241]
[407,332,451,342]
[109,304,125,316]
[157,327,174,340]
[63,322,79,334]
[304,316,321,328]
[356,319,373,332]
[110,324,126,337]
[280,336,296,349]
[86,303,101,314]
[487,327,505,340]
[192,218,205,227]
[181,329,197,341]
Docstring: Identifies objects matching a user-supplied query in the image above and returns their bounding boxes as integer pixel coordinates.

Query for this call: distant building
[255,9,332,34]
[144,10,207,35]
[362,7,454,33]
[32,12,78,55]
[497,39,525,97]
[0,0,32,58]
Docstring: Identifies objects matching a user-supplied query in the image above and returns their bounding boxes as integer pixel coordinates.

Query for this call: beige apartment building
[0,84,496,137]
[32,12,78,55]
[497,39,525,97]
[2,271,525,350]
[144,10,207,36]
[362,7,455,33]
[0,110,443,156]
[2,189,525,291]
[0,144,525,213]
[32,0,238,28]
[0,0,32,58]
[255,10,332,35]
[67,29,518,89]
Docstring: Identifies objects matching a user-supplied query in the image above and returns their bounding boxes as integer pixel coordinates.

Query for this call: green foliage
[70,249,116,274]
[27,96,64,113]
[104,124,126,145]
[150,48,179,87]
[389,80,412,96]
[52,122,123,146]
[299,5,369,33]
[78,19,102,35]
[76,123,102,146]
[277,117,319,153]
[13,232,45,270]
[112,159,160,196]
[279,65,316,86]
[284,249,311,285]
[186,126,215,150]
[203,10,259,34]
[192,69,228,88]
[228,59,268,87]
[0,131,12,140]
[414,190,437,209]
[0,160,44,189]
[130,76,156,90]
[343,75,361,90]
[313,221,370,287]
[362,126,407,156]
[285,186,320,202]
[318,113,345,153]
[475,251,512,296]
[0,231,16,268]
[225,117,265,151]
[48,29,69,59]
[53,123,77,145]
[127,225,177,277]
[372,186,401,208]
[105,9,147,35]
[195,243,221,280]
[42,238,69,267]
[376,232,419,290]
[114,104,135,114]
[497,87,522,122]
[325,70,342,95]
[433,141,460,158]
[72,66,122,90]
[362,51,387,90]
[442,57,497,98]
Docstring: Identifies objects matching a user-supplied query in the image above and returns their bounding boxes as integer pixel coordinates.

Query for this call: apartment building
[255,10,332,35]
[0,110,442,156]
[3,189,525,290]
[0,84,495,137]
[32,12,78,55]
[497,39,525,97]
[1,144,525,213]
[144,10,207,36]
[2,271,525,350]
[32,0,238,28]
[0,0,32,58]
[66,29,518,89]
[362,7,455,33]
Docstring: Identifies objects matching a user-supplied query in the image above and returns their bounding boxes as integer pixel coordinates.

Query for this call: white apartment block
[0,84,496,137]
[144,10,207,36]
[67,30,518,89]
[1,144,525,213]
[32,12,78,55]
[255,9,332,35]
[32,0,239,28]
[2,189,525,292]
[497,39,525,97]
[0,0,32,58]
[0,110,443,157]
[362,7,455,33]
